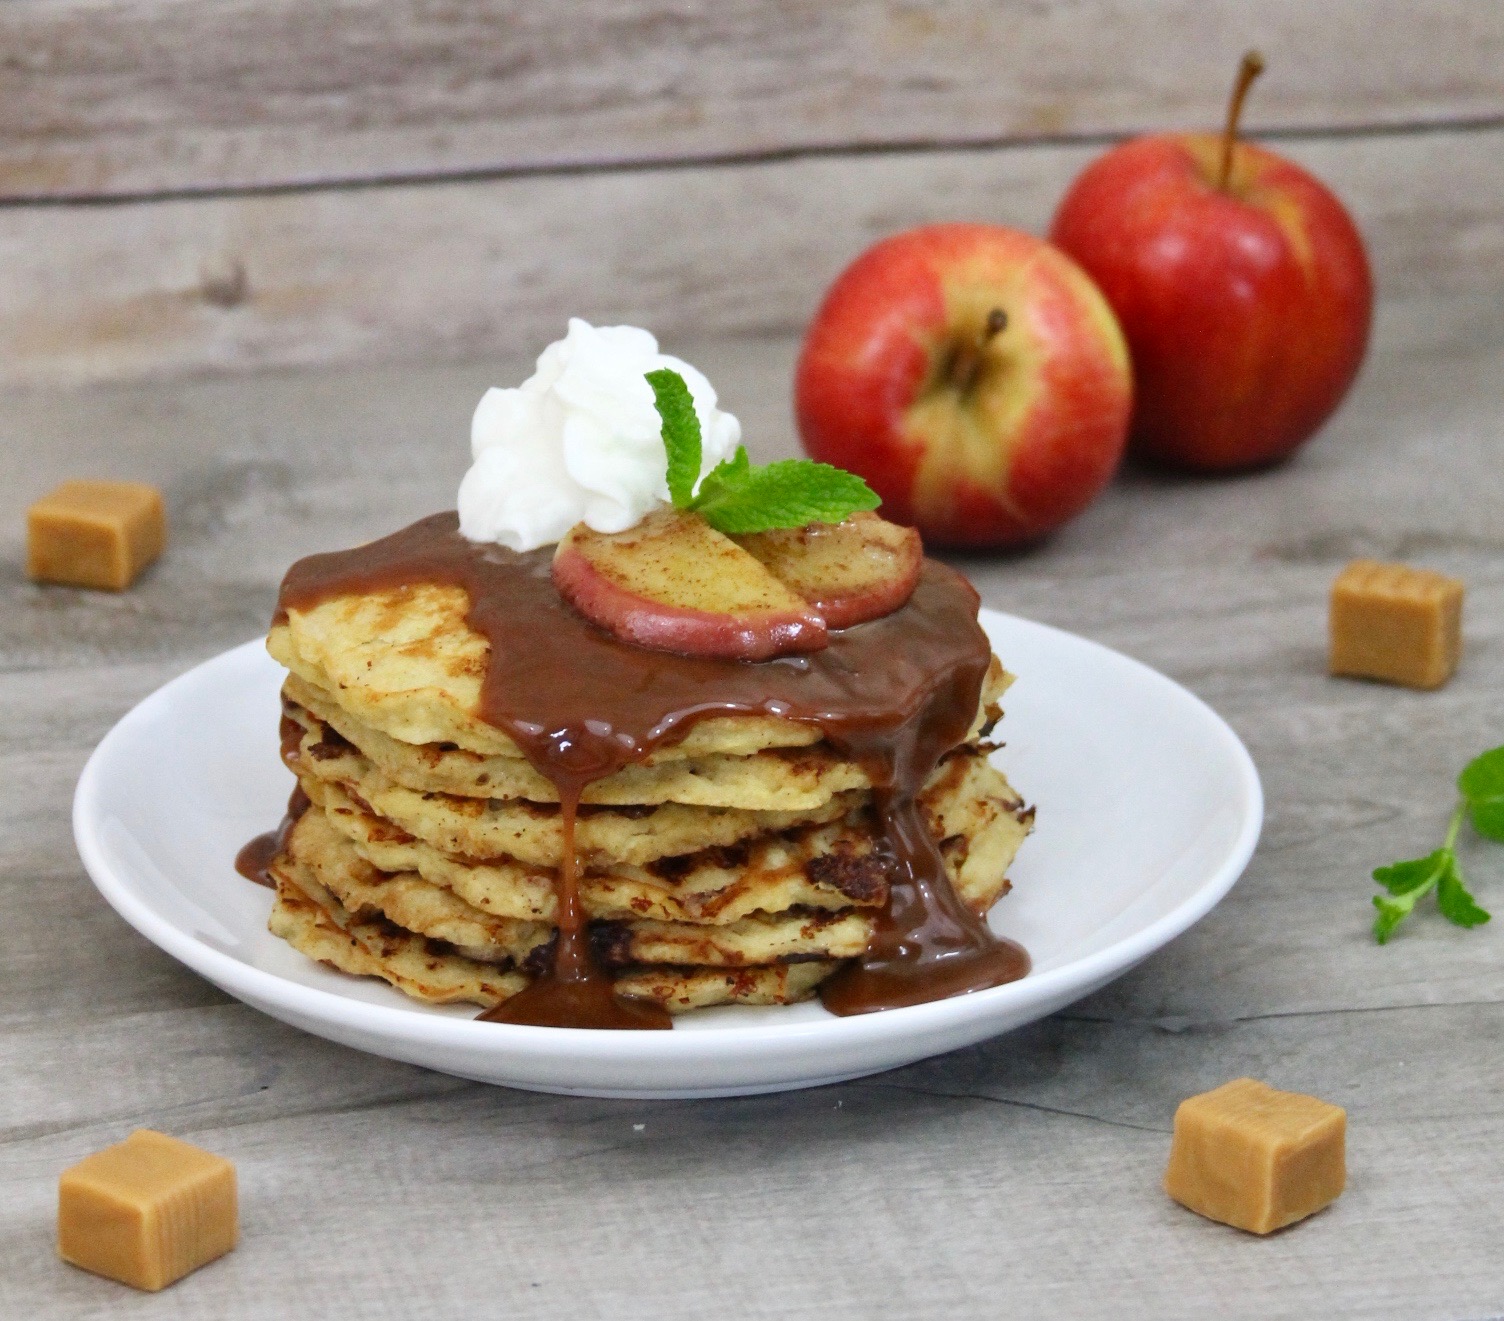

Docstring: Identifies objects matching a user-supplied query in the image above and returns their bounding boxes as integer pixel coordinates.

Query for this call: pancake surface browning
[260,516,1033,1019]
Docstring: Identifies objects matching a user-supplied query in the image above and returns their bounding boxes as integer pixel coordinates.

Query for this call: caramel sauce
[478,788,671,1029]
[235,784,311,888]
[263,512,1028,1025]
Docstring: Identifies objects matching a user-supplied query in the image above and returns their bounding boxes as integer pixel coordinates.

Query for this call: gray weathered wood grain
[1,324,1502,1317]
[3,124,1500,387]
[2,0,1499,202]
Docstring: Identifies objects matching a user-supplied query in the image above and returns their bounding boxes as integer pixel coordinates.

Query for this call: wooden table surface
[1,328,1501,1320]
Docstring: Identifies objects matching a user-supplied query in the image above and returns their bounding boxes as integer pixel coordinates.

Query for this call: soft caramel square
[1329,559,1462,689]
[58,1130,237,1291]
[27,480,166,591]
[1164,1078,1345,1234]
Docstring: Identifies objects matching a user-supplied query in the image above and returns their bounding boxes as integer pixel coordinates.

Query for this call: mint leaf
[1371,849,1453,943]
[1373,893,1421,945]
[644,367,879,533]
[646,368,702,508]
[1458,745,1504,842]
[1436,854,1491,929]
[1374,753,1504,944]
[1372,849,1451,898]
[702,443,749,486]
[692,452,879,535]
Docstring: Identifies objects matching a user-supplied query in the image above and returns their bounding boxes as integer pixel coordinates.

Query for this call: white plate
[73,613,1261,1099]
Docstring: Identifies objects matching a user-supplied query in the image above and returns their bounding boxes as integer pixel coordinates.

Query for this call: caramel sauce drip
[235,784,311,888]
[478,785,670,1030]
[818,730,1028,1014]
[263,512,1028,1025]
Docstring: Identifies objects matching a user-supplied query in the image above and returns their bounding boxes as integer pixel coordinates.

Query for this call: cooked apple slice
[553,509,829,659]
[735,511,923,628]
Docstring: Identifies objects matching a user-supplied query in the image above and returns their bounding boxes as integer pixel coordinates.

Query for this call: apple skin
[1049,134,1373,471]
[795,223,1133,548]
[553,510,828,660]
[735,512,922,629]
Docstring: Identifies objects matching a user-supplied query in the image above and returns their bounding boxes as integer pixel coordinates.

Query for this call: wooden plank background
[0,1,1501,387]
[3,0,1502,200]
[3,127,1501,387]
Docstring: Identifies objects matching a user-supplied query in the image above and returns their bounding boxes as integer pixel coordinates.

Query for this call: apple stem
[949,308,1008,393]
[1217,50,1265,191]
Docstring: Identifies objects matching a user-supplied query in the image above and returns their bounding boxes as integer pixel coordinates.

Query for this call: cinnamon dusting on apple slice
[552,508,828,660]
[554,502,930,658]
[736,511,923,630]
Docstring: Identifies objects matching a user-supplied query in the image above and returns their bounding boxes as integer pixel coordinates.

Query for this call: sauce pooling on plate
[234,781,310,888]
[262,512,1028,1026]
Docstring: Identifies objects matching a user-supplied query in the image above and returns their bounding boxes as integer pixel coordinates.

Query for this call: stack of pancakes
[264,578,1033,1014]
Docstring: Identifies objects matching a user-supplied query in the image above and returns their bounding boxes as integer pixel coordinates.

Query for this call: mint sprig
[1458,746,1504,841]
[646,367,878,534]
[646,368,703,508]
[1372,745,1500,943]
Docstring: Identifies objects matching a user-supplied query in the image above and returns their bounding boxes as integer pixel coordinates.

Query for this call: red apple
[1049,54,1373,471]
[735,512,922,629]
[795,223,1132,548]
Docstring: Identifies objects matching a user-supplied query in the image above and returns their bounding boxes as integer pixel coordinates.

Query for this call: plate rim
[73,611,1263,1066]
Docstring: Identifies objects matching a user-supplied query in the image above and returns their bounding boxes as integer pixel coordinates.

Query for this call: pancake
[291,724,867,868]
[269,860,529,1008]
[291,806,876,967]
[306,750,1029,925]
[312,777,892,923]
[268,846,838,1013]
[285,675,877,808]
[270,593,1010,760]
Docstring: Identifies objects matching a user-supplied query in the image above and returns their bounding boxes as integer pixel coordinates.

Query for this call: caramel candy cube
[1329,558,1462,689]
[1164,1078,1345,1234]
[27,480,166,591]
[58,1130,237,1291]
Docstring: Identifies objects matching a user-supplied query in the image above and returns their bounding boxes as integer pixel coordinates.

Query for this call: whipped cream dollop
[458,318,742,551]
